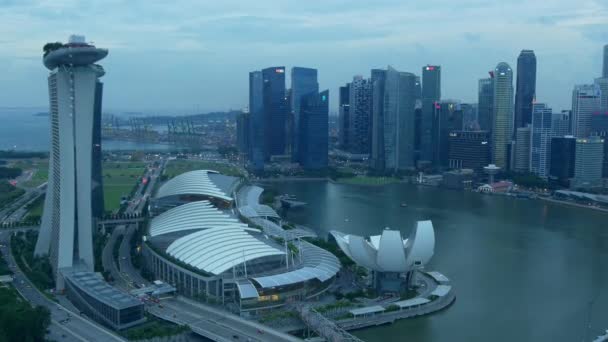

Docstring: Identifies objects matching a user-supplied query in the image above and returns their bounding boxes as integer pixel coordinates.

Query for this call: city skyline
[0,1,607,112]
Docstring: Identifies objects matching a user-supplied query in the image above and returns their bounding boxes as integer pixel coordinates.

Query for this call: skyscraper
[371,69,387,170]
[514,50,537,132]
[35,35,108,289]
[348,76,372,154]
[262,66,288,157]
[603,44,608,78]
[595,77,608,115]
[432,100,463,168]
[530,103,553,178]
[478,76,494,132]
[552,111,570,137]
[338,84,350,150]
[236,112,250,155]
[298,90,329,169]
[572,136,604,189]
[572,84,601,138]
[248,71,265,169]
[421,65,441,162]
[549,136,576,187]
[448,131,491,173]
[513,125,531,173]
[492,62,514,169]
[290,67,319,161]
[91,79,104,219]
[382,67,418,171]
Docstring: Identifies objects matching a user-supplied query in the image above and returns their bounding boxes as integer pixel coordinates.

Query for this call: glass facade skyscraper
[514,50,537,133]
[298,90,329,169]
[290,67,318,161]
[478,77,494,132]
[262,66,287,157]
[248,71,265,170]
[432,100,463,168]
[338,84,350,150]
[348,76,372,154]
[530,103,553,178]
[492,62,514,169]
[571,84,601,138]
[603,44,608,78]
[371,69,387,170]
[421,65,441,162]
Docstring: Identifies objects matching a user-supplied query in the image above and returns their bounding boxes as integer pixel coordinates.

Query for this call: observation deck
[43,44,108,70]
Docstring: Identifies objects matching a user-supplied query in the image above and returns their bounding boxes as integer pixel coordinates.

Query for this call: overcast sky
[0,0,606,114]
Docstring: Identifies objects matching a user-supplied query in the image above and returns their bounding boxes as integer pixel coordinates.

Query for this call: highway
[0,229,126,342]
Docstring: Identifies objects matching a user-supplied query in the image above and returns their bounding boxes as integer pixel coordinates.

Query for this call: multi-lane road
[0,229,125,342]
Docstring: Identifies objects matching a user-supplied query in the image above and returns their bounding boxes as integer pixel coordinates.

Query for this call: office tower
[549,136,576,187]
[91,80,104,219]
[492,62,514,169]
[262,66,287,157]
[513,125,531,172]
[382,67,418,171]
[478,77,494,132]
[552,111,570,137]
[591,113,608,137]
[530,103,553,178]
[421,65,441,162]
[432,100,463,168]
[448,130,491,173]
[604,139,608,178]
[298,90,329,169]
[461,103,477,130]
[595,77,608,115]
[34,36,107,288]
[572,136,604,189]
[338,84,350,150]
[291,67,319,161]
[514,50,537,132]
[572,84,601,138]
[371,69,387,170]
[248,71,265,169]
[603,44,608,78]
[348,76,372,154]
[236,112,250,155]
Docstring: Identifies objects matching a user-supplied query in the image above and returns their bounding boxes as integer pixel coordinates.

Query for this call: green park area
[0,182,25,211]
[336,175,400,186]
[103,162,147,212]
[0,286,51,342]
[164,159,243,178]
[8,159,49,188]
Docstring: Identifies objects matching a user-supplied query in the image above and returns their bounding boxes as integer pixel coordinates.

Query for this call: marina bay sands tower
[35,35,108,289]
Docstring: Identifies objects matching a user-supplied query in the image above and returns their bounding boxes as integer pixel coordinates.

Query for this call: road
[0,187,45,223]
[0,229,126,342]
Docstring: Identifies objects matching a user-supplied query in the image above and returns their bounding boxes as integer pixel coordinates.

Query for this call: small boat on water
[400,203,408,207]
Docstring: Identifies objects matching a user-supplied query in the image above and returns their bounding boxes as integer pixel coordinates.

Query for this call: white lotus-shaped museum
[330,220,435,273]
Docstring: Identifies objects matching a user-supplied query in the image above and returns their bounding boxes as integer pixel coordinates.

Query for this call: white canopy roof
[166,226,284,275]
[149,200,244,237]
[156,169,233,202]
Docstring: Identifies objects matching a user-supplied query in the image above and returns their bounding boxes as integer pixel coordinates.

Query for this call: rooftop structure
[156,170,236,203]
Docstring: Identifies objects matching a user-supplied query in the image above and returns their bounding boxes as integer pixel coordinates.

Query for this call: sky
[0,0,607,114]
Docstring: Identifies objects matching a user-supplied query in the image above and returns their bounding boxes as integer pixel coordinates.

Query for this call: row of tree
[0,287,51,342]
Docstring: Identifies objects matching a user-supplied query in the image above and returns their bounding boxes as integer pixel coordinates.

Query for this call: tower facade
[298,90,329,169]
[421,65,441,162]
[338,84,350,150]
[572,84,601,138]
[530,103,553,179]
[492,62,514,168]
[478,77,494,132]
[514,50,537,132]
[347,76,372,154]
[35,35,108,289]
[603,44,608,78]
[291,67,319,162]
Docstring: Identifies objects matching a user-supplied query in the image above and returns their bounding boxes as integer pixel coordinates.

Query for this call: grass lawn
[337,175,400,186]
[102,162,146,212]
[9,159,49,188]
[164,160,243,178]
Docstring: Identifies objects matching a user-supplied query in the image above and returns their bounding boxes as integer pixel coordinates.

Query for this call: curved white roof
[252,241,340,288]
[156,170,233,202]
[166,226,284,275]
[331,220,435,273]
[149,200,245,237]
[236,186,280,219]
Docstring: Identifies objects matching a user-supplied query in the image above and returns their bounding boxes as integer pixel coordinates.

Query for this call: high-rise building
[514,50,537,132]
[348,76,372,154]
[236,112,250,155]
[371,69,387,170]
[492,62,514,169]
[432,100,463,168]
[382,67,418,171]
[298,90,329,169]
[262,66,288,157]
[572,84,601,138]
[290,67,319,161]
[448,130,491,173]
[248,71,265,169]
[91,79,104,219]
[572,136,605,189]
[461,103,477,131]
[513,125,531,173]
[35,35,108,289]
[478,77,494,132]
[338,84,350,150]
[552,111,570,137]
[603,44,608,78]
[421,65,441,162]
[530,103,553,178]
[595,77,608,115]
[549,136,576,187]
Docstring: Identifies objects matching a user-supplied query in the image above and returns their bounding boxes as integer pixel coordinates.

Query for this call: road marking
[51,319,89,342]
